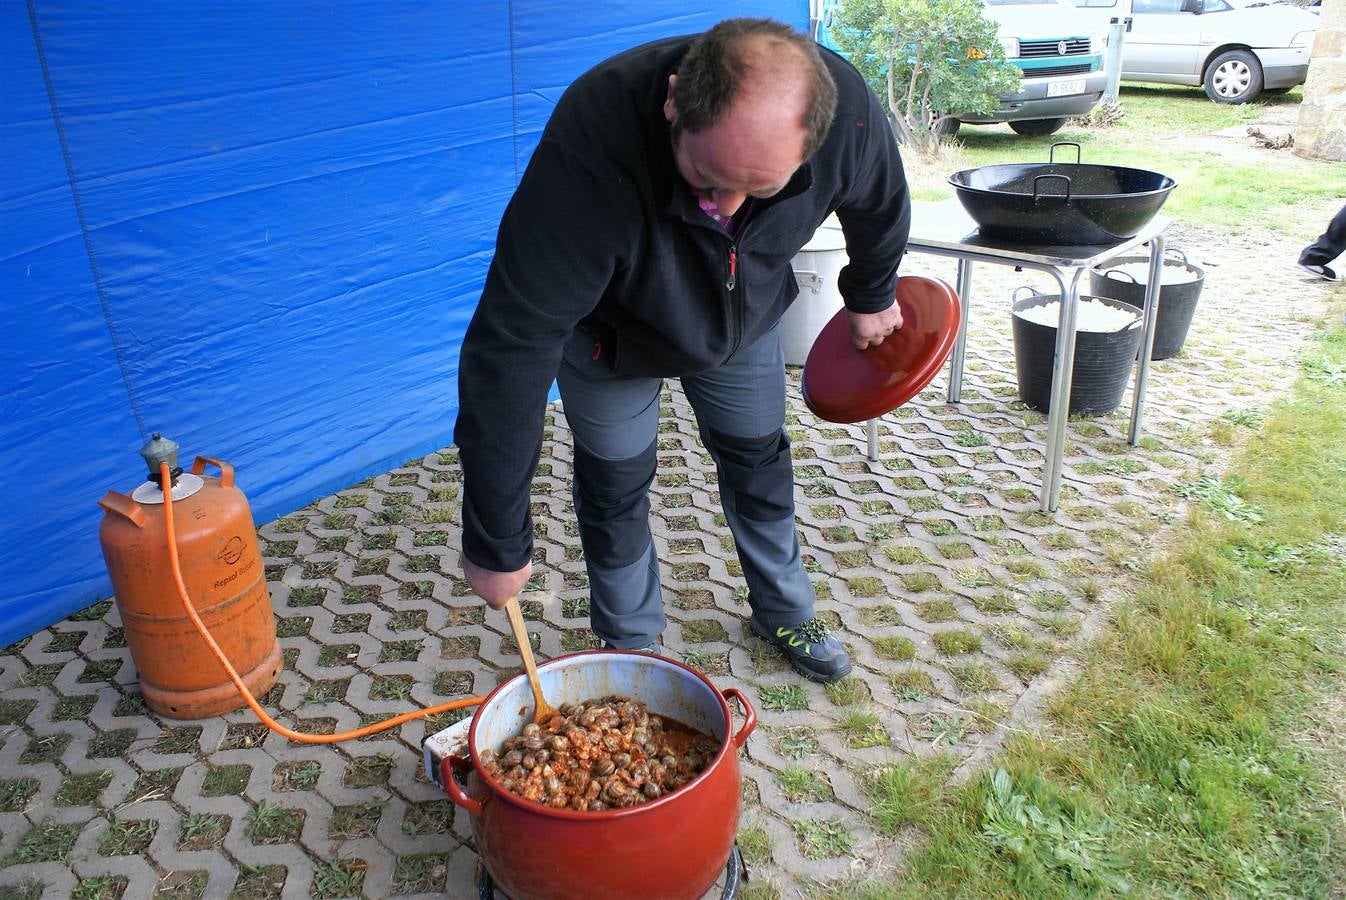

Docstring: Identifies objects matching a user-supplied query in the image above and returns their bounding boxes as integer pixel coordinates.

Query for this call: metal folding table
[866,200,1171,512]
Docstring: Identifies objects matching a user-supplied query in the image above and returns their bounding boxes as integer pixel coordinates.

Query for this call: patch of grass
[1005,557,1050,581]
[55,770,113,806]
[973,592,1018,615]
[201,764,251,797]
[824,677,869,707]
[888,669,937,702]
[1176,474,1263,523]
[682,619,730,643]
[311,859,366,899]
[759,683,809,712]
[793,818,856,859]
[916,599,959,622]
[392,853,447,895]
[949,662,1003,694]
[98,818,157,855]
[872,635,917,661]
[770,726,820,760]
[932,629,981,655]
[401,800,455,836]
[1012,645,1049,680]
[865,755,957,834]
[737,823,773,865]
[0,777,40,813]
[178,812,229,851]
[778,767,832,803]
[231,864,286,899]
[861,318,1346,897]
[344,753,396,788]
[835,708,889,748]
[329,801,382,839]
[272,760,322,791]
[901,572,941,593]
[883,545,931,565]
[245,800,305,845]
[72,875,124,900]
[846,576,885,598]
[858,604,902,627]
[6,821,80,864]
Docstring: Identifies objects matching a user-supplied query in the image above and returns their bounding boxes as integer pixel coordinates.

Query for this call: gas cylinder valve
[141,432,182,488]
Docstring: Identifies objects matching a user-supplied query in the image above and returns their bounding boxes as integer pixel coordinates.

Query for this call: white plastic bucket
[783,220,847,366]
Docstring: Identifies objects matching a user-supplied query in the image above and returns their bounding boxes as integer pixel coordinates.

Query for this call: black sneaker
[750,616,852,683]
[1298,262,1340,283]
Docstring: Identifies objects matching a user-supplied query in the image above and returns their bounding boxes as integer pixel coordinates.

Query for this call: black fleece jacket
[454,34,910,573]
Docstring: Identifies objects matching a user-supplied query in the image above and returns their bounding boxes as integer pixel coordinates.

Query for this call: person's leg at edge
[1298,202,1346,281]
[555,330,666,650]
[682,321,852,682]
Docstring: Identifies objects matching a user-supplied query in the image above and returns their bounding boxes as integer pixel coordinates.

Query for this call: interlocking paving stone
[0,223,1337,897]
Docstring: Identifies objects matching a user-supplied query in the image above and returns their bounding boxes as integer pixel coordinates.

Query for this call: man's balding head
[669,18,838,161]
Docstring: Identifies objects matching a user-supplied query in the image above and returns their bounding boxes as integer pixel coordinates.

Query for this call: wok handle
[723,687,757,749]
[442,754,485,815]
[1031,174,1071,201]
[1048,141,1082,164]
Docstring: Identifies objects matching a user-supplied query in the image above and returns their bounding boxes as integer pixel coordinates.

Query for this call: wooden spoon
[503,595,557,724]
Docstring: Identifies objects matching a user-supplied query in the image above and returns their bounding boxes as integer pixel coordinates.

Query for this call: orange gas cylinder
[98,435,281,719]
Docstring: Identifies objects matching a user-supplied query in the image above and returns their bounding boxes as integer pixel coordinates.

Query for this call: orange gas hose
[160,462,487,743]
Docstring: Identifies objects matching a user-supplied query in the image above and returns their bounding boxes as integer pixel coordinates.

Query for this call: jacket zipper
[725,242,743,359]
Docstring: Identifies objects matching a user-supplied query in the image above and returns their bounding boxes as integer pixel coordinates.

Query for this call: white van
[815,0,1109,137]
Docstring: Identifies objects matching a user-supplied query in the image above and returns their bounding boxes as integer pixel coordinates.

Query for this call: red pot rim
[465,649,737,820]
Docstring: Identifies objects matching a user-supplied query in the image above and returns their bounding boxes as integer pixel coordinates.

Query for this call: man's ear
[663,73,678,125]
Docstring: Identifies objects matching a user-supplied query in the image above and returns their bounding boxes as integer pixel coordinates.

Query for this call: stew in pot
[480,695,718,811]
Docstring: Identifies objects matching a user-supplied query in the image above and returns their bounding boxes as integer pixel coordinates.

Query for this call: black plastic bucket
[1011,291,1143,416]
[1089,249,1204,360]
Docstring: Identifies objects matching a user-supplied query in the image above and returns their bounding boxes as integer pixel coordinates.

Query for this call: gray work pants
[555,322,816,648]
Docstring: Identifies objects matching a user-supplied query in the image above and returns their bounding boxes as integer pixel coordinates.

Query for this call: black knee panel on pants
[572,438,657,568]
[700,426,795,522]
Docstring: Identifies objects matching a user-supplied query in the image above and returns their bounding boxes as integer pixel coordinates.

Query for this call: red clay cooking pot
[442,651,756,900]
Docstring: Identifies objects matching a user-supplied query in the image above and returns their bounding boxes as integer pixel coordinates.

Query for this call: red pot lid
[801,275,962,424]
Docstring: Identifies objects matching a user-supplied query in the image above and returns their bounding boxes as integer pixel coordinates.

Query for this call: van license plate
[1047,79,1086,97]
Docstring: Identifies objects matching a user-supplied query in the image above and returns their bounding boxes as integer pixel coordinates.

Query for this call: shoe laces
[782,616,832,645]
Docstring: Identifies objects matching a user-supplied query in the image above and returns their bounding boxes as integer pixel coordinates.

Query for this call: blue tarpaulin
[0,1,808,648]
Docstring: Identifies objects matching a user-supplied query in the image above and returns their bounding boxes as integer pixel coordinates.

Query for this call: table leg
[867,417,878,461]
[947,259,974,404]
[1128,235,1165,445]
[1042,268,1084,512]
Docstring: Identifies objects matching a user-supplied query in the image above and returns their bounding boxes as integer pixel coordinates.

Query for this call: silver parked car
[1119,0,1320,103]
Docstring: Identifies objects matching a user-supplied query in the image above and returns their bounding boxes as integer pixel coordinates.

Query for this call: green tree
[830,0,1021,153]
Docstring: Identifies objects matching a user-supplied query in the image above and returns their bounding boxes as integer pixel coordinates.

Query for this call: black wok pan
[948,143,1176,246]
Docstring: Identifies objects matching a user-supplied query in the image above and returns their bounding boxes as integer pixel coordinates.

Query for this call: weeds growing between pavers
[823,313,1346,898]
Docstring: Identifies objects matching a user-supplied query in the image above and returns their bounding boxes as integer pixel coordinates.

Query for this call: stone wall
[1296,0,1346,160]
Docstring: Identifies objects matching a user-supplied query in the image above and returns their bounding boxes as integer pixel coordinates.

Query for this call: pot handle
[441,754,484,815]
[722,687,757,749]
[1011,286,1040,303]
[1164,247,1189,267]
[1031,174,1071,201]
[1048,141,1082,164]
[1101,268,1139,285]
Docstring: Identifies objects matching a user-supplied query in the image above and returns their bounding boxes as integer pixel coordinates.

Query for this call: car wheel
[922,107,960,138]
[933,116,961,138]
[1008,117,1068,137]
[1203,49,1264,104]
